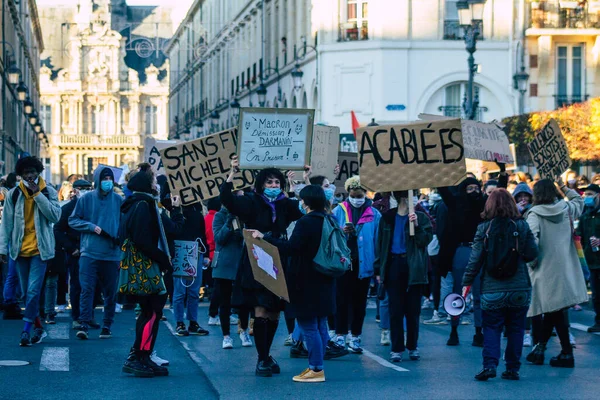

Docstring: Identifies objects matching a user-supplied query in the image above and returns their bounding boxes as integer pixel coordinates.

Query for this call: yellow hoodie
[19,177,47,257]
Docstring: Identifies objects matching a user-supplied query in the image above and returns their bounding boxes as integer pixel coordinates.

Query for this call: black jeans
[335,259,371,336]
[532,308,572,354]
[385,255,422,352]
[216,278,249,336]
[591,269,600,324]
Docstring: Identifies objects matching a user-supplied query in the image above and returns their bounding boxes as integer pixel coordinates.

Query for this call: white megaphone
[443,286,472,317]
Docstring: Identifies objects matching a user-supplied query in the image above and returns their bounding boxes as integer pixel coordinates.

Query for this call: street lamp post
[256,83,267,107]
[292,36,318,92]
[457,0,486,120]
[513,43,530,115]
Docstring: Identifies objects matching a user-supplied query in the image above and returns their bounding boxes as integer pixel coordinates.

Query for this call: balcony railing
[339,21,369,41]
[529,0,600,29]
[51,134,142,147]
[555,94,589,108]
[443,20,484,40]
[438,105,489,122]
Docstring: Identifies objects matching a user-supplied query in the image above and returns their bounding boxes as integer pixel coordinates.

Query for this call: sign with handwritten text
[310,125,340,181]
[237,108,315,170]
[144,137,178,175]
[335,152,359,194]
[527,119,571,180]
[357,119,466,192]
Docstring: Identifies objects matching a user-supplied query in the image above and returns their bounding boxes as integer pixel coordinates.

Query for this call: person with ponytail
[219,156,303,377]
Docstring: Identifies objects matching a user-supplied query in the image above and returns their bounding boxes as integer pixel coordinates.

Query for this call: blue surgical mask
[101,180,114,192]
[263,187,282,199]
[324,187,335,202]
[298,201,307,215]
[585,196,596,207]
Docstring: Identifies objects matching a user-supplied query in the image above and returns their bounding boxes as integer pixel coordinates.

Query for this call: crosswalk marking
[47,324,70,339]
[39,347,69,372]
[362,349,409,372]
[570,323,600,336]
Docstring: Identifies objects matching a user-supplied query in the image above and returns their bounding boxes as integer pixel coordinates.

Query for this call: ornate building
[38,0,173,183]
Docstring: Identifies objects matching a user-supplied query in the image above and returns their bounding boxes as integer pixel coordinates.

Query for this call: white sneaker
[150,351,169,366]
[523,333,533,347]
[423,310,448,325]
[115,303,123,314]
[239,330,253,347]
[569,332,576,347]
[380,329,391,346]
[346,332,352,344]
[328,330,336,340]
[208,316,221,326]
[335,335,346,348]
[348,336,363,354]
[56,305,67,313]
[284,333,294,346]
[222,336,233,349]
[421,298,432,310]
[230,314,239,325]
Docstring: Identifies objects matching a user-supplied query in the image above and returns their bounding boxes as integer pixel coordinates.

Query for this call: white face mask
[389,196,398,209]
[348,197,366,208]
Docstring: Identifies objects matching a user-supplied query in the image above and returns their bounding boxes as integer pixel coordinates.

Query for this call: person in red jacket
[206,197,221,324]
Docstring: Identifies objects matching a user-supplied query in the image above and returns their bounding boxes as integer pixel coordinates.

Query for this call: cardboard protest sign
[237,107,315,170]
[419,114,513,163]
[527,119,571,180]
[172,240,200,279]
[335,152,359,194]
[160,129,257,206]
[310,125,340,181]
[357,119,466,192]
[144,137,178,175]
[242,230,289,302]
[466,144,517,175]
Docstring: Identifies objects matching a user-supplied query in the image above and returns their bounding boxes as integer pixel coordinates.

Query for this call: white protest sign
[237,107,315,170]
[310,125,340,181]
[418,114,513,163]
[144,137,178,175]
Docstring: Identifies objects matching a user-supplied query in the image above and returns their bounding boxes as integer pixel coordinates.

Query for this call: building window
[145,105,158,135]
[91,105,105,135]
[340,1,368,41]
[443,0,484,40]
[556,44,586,108]
[438,83,488,121]
[40,105,52,134]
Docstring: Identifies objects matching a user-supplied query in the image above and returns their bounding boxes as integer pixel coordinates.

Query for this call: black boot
[255,359,273,377]
[122,350,155,378]
[474,368,497,381]
[290,341,309,359]
[265,355,280,374]
[2,303,23,320]
[526,342,546,365]
[447,328,459,346]
[549,352,574,368]
[501,370,520,380]
[472,332,484,348]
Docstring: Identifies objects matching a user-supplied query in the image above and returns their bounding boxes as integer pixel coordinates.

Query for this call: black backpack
[11,187,50,206]
[483,218,521,280]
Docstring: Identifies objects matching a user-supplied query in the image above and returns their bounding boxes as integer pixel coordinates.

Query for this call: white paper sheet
[252,244,277,280]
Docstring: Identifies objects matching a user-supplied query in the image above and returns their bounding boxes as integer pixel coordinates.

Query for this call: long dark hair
[481,188,521,220]
[533,179,562,206]
[299,185,327,213]
[255,168,286,195]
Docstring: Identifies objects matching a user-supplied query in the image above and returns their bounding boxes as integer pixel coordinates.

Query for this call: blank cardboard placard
[237,107,315,170]
[419,114,513,163]
[310,125,340,181]
[335,152,359,194]
[144,137,178,175]
[527,119,571,180]
[357,119,466,192]
[160,129,257,206]
[242,230,289,302]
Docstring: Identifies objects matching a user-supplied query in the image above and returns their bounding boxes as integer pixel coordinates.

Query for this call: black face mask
[467,191,481,201]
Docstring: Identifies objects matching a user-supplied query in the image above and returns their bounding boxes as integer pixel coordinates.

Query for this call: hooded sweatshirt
[512,183,533,215]
[68,167,123,261]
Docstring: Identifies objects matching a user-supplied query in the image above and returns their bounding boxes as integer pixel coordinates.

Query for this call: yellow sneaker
[293,368,325,383]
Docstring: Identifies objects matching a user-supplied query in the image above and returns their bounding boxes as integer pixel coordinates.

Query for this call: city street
[1,300,599,400]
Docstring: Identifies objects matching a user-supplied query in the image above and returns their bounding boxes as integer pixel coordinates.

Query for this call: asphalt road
[1,299,598,400]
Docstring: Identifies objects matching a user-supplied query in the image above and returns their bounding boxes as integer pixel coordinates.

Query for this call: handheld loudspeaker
[443,286,472,317]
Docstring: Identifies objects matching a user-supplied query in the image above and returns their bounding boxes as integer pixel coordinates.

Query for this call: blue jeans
[3,255,21,305]
[482,306,528,371]
[44,274,58,316]
[173,257,203,323]
[297,316,330,370]
[15,256,47,323]
[451,246,481,327]
[439,272,454,315]
[379,293,391,330]
[78,256,119,329]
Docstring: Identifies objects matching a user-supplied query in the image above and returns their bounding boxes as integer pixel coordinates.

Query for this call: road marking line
[47,324,70,339]
[362,349,409,372]
[163,320,206,366]
[39,347,69,372]
[571,323,600,336]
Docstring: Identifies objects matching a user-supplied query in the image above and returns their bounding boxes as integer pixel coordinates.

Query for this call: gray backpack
[313,214,352,278]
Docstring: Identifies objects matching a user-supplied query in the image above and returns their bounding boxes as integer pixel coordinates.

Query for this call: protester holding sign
[248,185,336,383]
[331,176,381,354]
[219,156,303,377]
[438,162,508,347]
[375,191,432,363]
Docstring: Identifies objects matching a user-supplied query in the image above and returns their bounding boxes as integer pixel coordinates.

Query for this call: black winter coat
[266,212,335,319]
[49,198,80,275]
